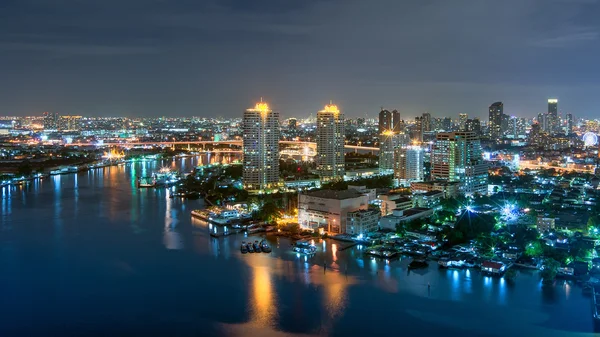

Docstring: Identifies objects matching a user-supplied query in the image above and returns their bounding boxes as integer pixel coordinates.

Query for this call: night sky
[1,0,599,119]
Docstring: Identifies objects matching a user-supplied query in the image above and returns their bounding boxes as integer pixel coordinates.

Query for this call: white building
[377,194,412,216]
[346,209,380,235]
[316,102,345,181]
[298,189,368,234]
[242,100,280,192]
[394,145,424,184]
[379,131,397,174]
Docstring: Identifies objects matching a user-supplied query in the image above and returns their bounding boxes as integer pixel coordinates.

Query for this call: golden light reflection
[251,265,277,327]
[322,103,339,113]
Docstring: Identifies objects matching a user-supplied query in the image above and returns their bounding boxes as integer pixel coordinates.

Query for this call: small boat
[408,259,429,269]
[293,240,317,255]
[241,242,248,254]
[260,240,272,253]
[247,243,255,253]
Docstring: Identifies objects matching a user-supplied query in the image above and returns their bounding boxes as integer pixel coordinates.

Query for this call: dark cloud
[0,0,599,118]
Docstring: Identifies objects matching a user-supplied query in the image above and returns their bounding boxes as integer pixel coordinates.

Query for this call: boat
[293,240,317,255]
[408,259,429,269]
[260,240,272,253]
[438,257,450,268]
[253,240,261,252]
[247,243,255,253]
[241,242,248,254]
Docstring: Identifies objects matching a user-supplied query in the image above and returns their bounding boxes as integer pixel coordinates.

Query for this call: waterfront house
[481,260,507,275]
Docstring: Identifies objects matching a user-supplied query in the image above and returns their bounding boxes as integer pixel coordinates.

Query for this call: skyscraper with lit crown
[317,102,345,181]
[242,99,280,192]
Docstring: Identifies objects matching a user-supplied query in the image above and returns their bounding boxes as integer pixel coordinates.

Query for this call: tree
[525,241,543,257]
[257,201,282,223]
[17,162,33,177]
[541,258,560,285]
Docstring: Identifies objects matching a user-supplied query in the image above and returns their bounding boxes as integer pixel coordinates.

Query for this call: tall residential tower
[242,100,280,192]
[317,102,345,181]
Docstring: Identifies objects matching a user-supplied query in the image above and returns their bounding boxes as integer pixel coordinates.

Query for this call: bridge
[66,140,379,153]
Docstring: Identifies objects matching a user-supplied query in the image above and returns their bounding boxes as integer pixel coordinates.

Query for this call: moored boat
[260,240,272,253]
[293,240,317,255]
[241,242,248,254]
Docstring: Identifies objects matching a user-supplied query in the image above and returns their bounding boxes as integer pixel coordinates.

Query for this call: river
[0,156,595,336]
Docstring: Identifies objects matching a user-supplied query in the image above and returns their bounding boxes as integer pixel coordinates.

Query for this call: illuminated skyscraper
[488,102,504,139]
[465,118,481,136]
[459,113,468,131]
[317,102,345,181]
[392,110,401,132]
[548,99,558,133]
[379,109,392,134]
[394,145,424,183]
[422,112,431,132]
[431,132,488,196]
[379,130,396,173]
[242,99,280,192]
[566,113,573,134]
[43,112,59,130]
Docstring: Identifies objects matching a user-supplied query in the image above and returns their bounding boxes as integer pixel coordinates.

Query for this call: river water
[0,156,595,336]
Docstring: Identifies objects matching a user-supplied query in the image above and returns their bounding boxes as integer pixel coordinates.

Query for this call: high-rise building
[412,116,423,142]
[58,115,82,131]
[465,118,481,136]
[442,117,452,131]
[431,132,488,196]
[422,113,431,132]
[242,100,280,192]
[394,145,424,183]
[43,112,59,130]
[506,116,526,139]
[566,113,573,134]
[379,109,393,134]
[317,102,345,181]
[528,122,543,146]
[392,110,401,132]
[488,102,504,139]
[379,130,397,173]
[459,113,468,131]
[548,99,558,134]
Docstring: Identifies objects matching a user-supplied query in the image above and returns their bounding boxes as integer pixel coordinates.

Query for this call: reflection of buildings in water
[163,191,183,250]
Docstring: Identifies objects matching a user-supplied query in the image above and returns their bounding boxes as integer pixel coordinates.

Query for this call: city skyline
[2,1,599,118]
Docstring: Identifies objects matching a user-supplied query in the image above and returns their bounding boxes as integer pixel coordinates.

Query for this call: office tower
[242,99,280,192]
[379,109,392,134]
[392,110,401,132]
[288,118,297,130]
[43,112,59,130]
[379,131,397,173]
[431,132,488,196]
[317,102,345,181]
[459,113,468,131]
[465,118,481,136]
[422,112,432,132]
[537,112,547,131]
[566,113,573,134]
[394,145,424,183]
[488,102,504,139]
[548,99,558,134]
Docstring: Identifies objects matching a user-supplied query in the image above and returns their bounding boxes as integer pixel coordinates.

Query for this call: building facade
[242,100,280,192]
[394,145,424,183]
[488,102,504,139]
[431,131,488,196]
[298,189,369,234]
[316,102,345,181]
[346,209,380,235]
[548,98,558,134]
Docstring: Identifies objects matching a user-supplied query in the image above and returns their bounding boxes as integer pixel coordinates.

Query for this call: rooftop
[304,189,365,200]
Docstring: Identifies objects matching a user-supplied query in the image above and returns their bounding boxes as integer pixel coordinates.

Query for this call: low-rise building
[346,209,380,235]
[379,207,434,230]
[298,189,368,234]
[410,181,460,198]
[413,190,444,208]
[377,193,412,216]
[537,217,555,233]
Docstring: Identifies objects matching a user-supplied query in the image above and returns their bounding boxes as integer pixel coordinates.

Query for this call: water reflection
[163,190,182,250]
